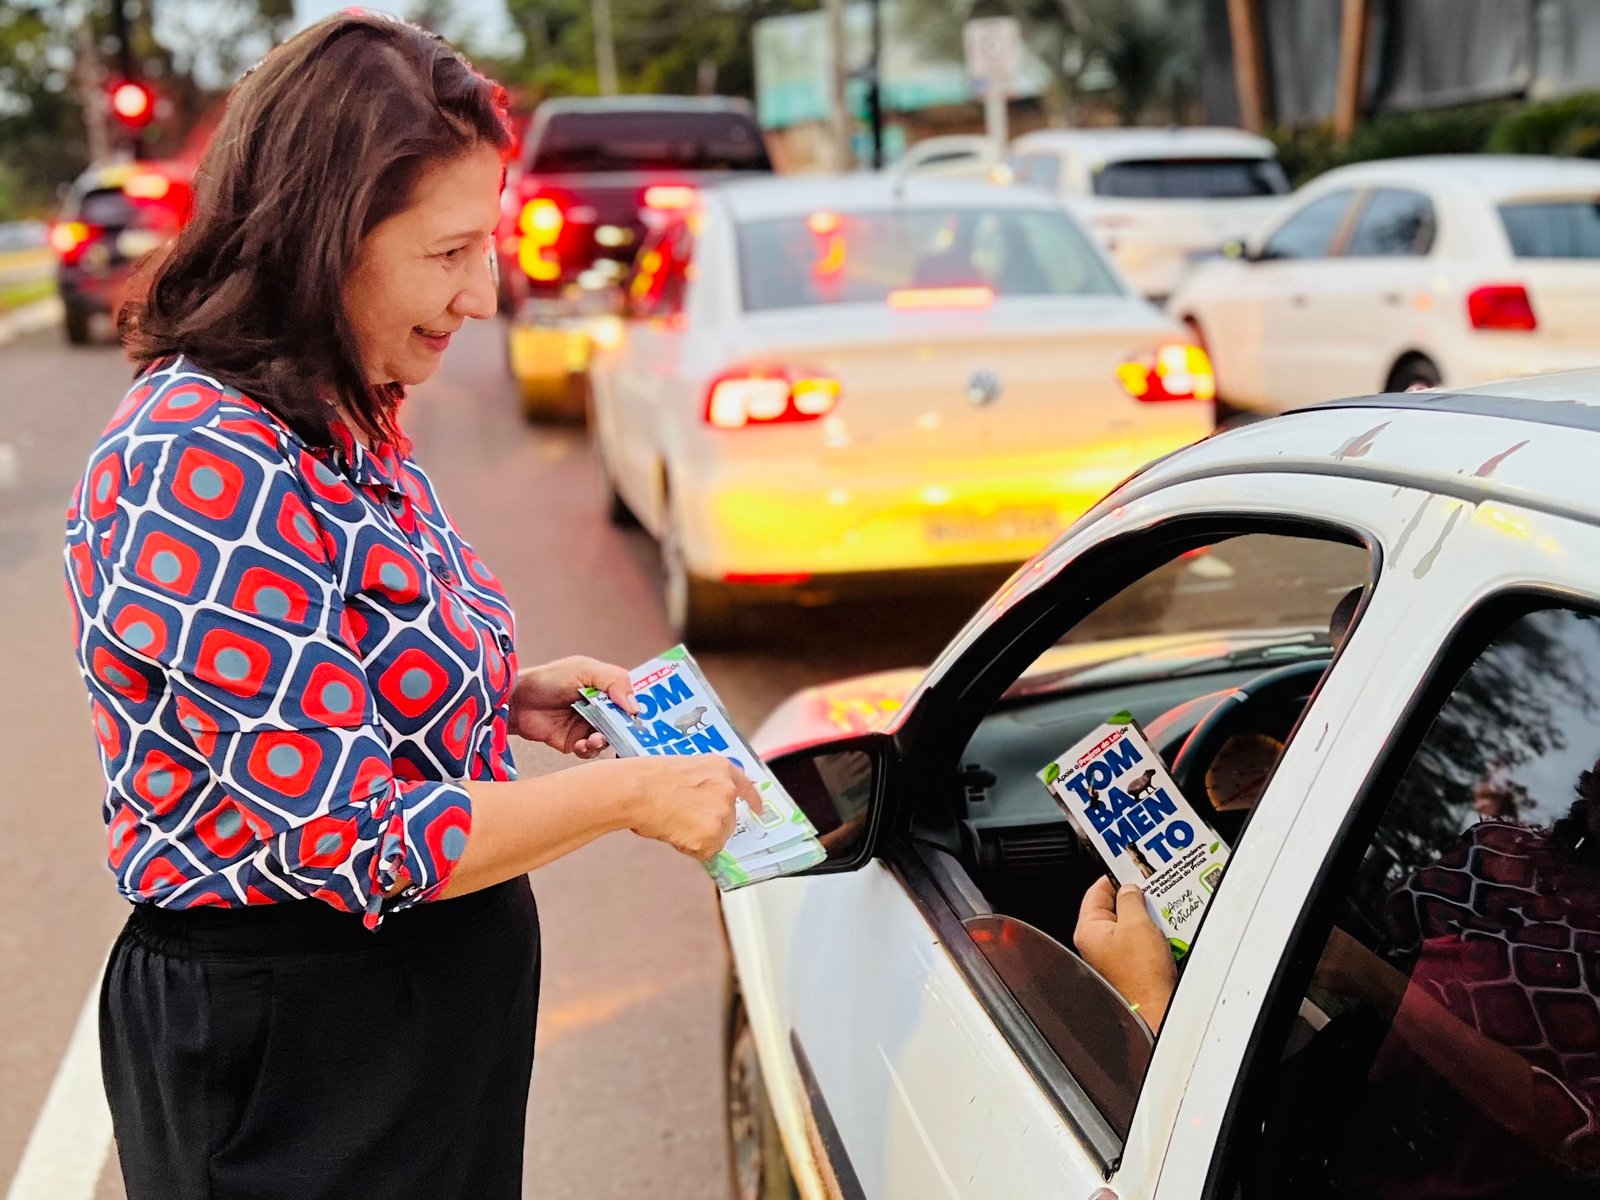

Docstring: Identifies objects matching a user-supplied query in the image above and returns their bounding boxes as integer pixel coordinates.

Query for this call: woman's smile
[412,324,454,353]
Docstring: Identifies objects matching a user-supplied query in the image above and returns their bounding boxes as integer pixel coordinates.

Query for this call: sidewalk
[0,296,63,348]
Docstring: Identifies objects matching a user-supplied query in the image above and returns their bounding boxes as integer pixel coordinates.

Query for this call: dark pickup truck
[497,96,773,420]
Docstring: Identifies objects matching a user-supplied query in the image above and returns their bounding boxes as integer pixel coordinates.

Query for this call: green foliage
[1270,100,1512,187]
[1488,91,1600,158]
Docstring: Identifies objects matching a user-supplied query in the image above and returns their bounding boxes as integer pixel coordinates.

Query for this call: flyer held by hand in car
[1039,712,1229,956]
[573,645,825,890]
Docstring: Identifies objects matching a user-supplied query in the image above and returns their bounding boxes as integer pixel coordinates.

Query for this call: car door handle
[1382,292,1403,305]
[1289,294,1308,308]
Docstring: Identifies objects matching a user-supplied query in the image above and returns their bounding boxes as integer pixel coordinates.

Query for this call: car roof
[1117,369,1600,527]
[1305,154,1600,199]
[1010,126,1277,164]
[707,173,1065,221]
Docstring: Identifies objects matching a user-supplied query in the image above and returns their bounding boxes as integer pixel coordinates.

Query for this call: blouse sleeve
[98,414,471,928]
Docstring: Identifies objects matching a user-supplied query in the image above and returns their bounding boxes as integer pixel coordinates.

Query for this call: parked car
[587,174,1215,643]
[51,159,193,345]
[723,373,1600,1200]
[1170,155,1600,422]
[496,95,773,420]
[1007,126,1290,299]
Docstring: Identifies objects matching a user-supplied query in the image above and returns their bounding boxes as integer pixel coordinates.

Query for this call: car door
[1296,188,1441,397]
[1159,493,1600,1198]
[724,466,1437,1199]
[1257,188,1363,410]
[607,217,696,530]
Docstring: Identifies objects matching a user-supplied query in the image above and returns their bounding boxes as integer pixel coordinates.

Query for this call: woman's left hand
[509,656,641,757]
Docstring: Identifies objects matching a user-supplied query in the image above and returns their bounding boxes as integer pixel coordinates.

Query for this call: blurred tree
[896,0,1203,126]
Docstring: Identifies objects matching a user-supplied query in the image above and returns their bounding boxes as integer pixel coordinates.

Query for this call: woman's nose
[451,249,498,320]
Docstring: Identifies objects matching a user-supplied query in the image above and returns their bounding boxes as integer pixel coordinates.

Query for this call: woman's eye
[441,245,469,261]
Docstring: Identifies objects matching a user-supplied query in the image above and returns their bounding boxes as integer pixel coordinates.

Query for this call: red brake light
[643,185,696,211]
[886,286,996,311]
[517,193,566,282]
[704,365,842,429]
[1467,284,1537,331]
[1116,343,1217,403]
[50,221,96,265]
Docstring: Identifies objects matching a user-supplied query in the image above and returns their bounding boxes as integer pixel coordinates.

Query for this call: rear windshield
[736,207,1123,312]
[76,188,138,226]
[1499,200,1600,258]
[528,111,772,174]
[1092,157,1289,199]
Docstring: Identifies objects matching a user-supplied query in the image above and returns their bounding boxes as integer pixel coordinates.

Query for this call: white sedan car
[588,175,1214,644]
[1006,126,1291,299]
[1170,155,1600,420]
[722,371,1600,1200]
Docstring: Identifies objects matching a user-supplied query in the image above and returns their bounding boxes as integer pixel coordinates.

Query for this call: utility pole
[1333,0,1371,143]
[824,0,852,169]
[592,0,619,97]
[1225,0,1268,134]
[866,0,884,168]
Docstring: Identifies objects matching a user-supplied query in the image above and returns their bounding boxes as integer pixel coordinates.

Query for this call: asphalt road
[0,316,984,1200]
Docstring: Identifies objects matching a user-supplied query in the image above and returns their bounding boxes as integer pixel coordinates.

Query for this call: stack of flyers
[573,645,826,890]
[1038,711,1230,958]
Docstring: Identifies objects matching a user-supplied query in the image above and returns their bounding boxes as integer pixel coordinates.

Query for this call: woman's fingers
[1078,875,1119,930]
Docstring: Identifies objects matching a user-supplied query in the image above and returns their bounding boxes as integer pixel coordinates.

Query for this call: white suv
[1007,126,1290,299]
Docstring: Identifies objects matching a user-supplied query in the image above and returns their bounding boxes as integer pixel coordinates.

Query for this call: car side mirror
[763,733,894,873]
[1221,238,1255,262]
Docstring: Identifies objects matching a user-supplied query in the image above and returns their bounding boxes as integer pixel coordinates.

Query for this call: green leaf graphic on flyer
[1169,938,1190,961]
[660,645,689,662]
[1044,761,1061,785]
[1109,709,1134,726]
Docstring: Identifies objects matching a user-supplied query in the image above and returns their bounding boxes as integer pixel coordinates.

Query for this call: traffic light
[108,80,155,131]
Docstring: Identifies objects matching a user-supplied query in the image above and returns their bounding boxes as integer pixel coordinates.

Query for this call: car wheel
[726,994,797,1200]
[590,430,638,528]
[1387,356,1441,393]
[63,304,91,346]
[663,513,738,647]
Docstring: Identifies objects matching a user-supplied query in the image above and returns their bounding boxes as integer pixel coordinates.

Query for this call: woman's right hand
[607,755,756,860]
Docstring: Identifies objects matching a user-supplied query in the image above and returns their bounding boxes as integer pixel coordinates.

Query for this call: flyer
[1038,711,1229,957]
[574,645,825,890]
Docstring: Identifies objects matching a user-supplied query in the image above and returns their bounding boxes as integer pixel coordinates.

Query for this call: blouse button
[498,632,514,653]
[386,493,405,513]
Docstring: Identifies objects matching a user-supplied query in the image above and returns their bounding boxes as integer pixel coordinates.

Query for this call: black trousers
[101,877,540,1200]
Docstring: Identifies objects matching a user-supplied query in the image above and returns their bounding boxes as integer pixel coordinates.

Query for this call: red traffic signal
[109,80,155,129]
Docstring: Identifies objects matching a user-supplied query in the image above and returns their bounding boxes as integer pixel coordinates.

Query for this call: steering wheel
[1168,659,1330,836]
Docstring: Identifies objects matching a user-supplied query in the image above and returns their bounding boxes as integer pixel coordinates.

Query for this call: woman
[64,14,756,1198]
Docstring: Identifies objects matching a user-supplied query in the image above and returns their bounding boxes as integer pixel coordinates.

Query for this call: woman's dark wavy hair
[121,12,512,447]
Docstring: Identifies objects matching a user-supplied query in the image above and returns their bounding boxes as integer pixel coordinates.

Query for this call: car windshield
[1091,157,1290,199]
[528,111,772,174]
[76,188,138,227]
[736,207,1123,312]
[1499,199,1600,258]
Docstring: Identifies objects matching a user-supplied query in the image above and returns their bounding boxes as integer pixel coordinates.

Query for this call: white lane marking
[5,961,114,1200]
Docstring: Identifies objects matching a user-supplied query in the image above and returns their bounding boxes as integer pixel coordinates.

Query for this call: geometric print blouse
[64,356,516,929]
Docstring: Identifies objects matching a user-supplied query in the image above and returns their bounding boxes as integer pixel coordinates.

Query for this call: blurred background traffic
[6,1,1600,1196]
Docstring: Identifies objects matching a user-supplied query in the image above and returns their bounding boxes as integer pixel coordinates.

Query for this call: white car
[1170,155,1600,421]
[721,372,1600,1200]
[1006,127,1290,299]
[587,174,1214,644]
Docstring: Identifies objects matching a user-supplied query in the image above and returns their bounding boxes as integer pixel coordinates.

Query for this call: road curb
[0,296,63,347]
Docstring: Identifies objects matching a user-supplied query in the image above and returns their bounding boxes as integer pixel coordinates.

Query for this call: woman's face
[344,142,502,389]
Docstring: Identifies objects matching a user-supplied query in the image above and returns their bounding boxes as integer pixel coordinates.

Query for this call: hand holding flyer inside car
[573,646,823,890]
[1040,712,1230,958]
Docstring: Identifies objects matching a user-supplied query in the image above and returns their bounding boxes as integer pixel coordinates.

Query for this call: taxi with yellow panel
[587,174,1216,643]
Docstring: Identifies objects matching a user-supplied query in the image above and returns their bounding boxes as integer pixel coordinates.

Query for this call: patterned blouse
[64,356,517,929]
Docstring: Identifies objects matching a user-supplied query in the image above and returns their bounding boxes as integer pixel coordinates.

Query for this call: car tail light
[49,221,97,265]
[1116,343,1217,402]
[643,185,696,212]
[517,193,566,282]
[1467,284,1537,332]
[704,365,842,429]
[886,286,996,311]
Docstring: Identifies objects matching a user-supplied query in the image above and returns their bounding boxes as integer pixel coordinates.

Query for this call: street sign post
[963,16,1021,153]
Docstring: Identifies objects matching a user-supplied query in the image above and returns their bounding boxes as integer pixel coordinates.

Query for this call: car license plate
[925,504,1059,543]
